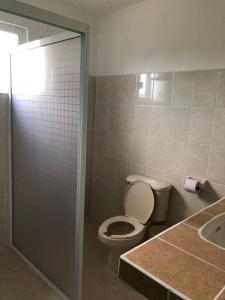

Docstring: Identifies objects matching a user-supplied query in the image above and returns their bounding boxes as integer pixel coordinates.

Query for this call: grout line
[170,72,175,106]
[158,237,225,274]
[182,222,199,230]
[206,71,221,187]
[180,71,194,186]
[213,285,225,300]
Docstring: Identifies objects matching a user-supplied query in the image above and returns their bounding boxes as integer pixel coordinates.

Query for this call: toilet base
[108,249,125,274]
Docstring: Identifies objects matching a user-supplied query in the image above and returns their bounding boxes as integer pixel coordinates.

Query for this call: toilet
[98,175,171,273]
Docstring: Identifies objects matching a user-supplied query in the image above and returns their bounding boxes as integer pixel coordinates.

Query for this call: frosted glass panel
[11,37,81,299]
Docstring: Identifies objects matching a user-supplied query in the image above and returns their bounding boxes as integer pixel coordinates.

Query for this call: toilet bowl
[98,175,171,273]
[99,215,145,250]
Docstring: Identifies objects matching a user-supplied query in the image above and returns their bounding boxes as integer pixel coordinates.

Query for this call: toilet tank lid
[127,175,171,192]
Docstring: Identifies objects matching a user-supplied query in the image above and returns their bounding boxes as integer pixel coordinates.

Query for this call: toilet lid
[124,180,154,224]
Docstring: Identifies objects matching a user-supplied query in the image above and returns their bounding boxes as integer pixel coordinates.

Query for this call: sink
[199,213,225,250]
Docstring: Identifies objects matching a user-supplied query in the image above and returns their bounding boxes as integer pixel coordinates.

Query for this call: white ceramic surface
[199,212,225,250]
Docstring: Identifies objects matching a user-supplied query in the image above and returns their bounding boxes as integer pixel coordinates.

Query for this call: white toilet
[98,175,171,273]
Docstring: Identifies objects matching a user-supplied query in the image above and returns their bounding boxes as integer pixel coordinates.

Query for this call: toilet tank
[127,175,172,223]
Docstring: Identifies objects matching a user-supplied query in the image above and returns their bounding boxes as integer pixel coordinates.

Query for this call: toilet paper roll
[184,178,201,194]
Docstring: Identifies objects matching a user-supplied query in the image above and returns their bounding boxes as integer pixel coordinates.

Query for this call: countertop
[120,198,225,300]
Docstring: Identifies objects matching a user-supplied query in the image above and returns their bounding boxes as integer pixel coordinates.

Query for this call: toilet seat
[124,180,155,224]
[99,216,144,240]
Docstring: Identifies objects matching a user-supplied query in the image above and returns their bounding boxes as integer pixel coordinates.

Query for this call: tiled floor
[0,249,61,300]
[0,219,146,300]
[82,218,147,300]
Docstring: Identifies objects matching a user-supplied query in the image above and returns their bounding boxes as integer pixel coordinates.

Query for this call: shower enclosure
[11,34,81,299]
[0,2,89,300]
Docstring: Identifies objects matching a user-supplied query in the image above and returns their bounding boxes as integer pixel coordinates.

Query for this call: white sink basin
[199,213,225,250]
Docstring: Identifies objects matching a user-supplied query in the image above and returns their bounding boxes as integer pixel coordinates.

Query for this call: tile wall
[87,70,225,225]
[86,76,96,216]
[0,93,9,250]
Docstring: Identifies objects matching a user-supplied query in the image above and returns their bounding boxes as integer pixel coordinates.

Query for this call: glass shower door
[11,35,81,299]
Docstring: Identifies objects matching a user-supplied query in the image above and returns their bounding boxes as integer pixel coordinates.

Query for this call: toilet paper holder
[184,177,207,194]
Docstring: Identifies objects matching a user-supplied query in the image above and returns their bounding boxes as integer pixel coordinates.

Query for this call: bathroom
[0,0,225,299]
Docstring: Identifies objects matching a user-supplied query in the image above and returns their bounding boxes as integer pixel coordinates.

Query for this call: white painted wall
[96,0,225,75]
[10,0,225,76]
[18,0,97,75]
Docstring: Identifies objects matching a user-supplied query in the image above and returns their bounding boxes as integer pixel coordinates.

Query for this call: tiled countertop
[120,198,225,300]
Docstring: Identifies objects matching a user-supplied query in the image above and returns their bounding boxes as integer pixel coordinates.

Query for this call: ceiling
[63,0,143,15]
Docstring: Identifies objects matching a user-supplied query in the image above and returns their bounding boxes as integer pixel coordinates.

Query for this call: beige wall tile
[152,72,173,106]
[212,109,225,147]
[189,108,214,143]
[193,70,219,107]
[85,177,92,217]
[105,157,131,185]
[0,165,8,197]
[148,136,166,169]
[87,102,95,129]
[171,71,194,107]
[107,104,120,130]
[105,131,119,157]
[145,167,164,180]
[118,105,135,132]
[92,153,105,178]
[208,146,225,185]
[107,75,123,103]
[116,160,132,185]
[94,129,107,155]
[0,225,7,251]
[0,195,7,227]
[216,70,225,107]
[163,173,184,192]
[85,154,92,178]
[116,132,134,161]
[167,189,185,225]
[121,75,137,104]
[150,107,170,139]
[133,134,149,164]
[105,104,135,133]
[185,143,209,178]
[165,140,187,174]
[90,72,225,225]
[104,157,118,183]
[136,73,153,105]
[181,190,203,218]
[86,129,94,154]
[130,162,146,176]
[88,76,96,102]
[134,105,151,136]
[199,181,225,208]
[168,108,190,141]
[95,103,108,129]
[96,76,108,102]
[104,131,134,161]
[209,182,225,199]
[0,94,8,250]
